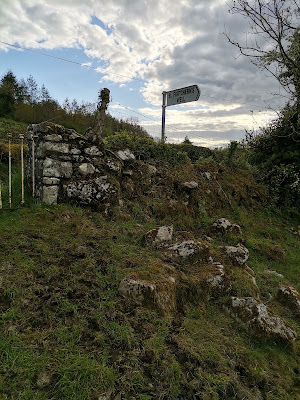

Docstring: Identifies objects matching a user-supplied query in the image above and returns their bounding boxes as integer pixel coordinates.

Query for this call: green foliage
[246,102,300,209]
[175,141,213,162]
[0,70,24,118]
[0,118,28,143]
[104,131,190,166]
[226,140,239,165]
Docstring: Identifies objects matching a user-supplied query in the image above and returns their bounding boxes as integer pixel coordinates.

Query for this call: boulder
[225,297,297,343]
[164,240,209,264]
[119,276,176,315]
[117,148,135,161]
[205,260,232,295]
[277,284,300,320]
[202,171,217,180]
[212,218,242,236]
[180,180,199,190]
[144,225,173,247]
[223,243,249,266]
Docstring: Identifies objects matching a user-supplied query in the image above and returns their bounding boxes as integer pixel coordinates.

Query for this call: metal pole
[8,133,12,208]
[31,133,35,198]
[0,176,2,209]
[20,134,25,205]
[161,91,167,142]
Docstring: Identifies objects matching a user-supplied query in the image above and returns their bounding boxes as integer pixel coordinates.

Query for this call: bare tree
[225,0,300,99]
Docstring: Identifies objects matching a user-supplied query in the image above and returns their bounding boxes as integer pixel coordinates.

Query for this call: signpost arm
[161,91,166,142]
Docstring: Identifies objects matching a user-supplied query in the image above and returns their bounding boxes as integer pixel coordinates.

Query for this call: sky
[0,0,289,147]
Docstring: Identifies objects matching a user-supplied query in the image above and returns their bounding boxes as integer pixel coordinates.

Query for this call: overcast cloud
[0,0,289,146]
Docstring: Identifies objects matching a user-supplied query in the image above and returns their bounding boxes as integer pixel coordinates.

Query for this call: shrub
[246,102,300,209]
[104,131,190,166]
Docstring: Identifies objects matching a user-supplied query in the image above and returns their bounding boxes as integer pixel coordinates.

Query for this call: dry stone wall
[26,123,125,208]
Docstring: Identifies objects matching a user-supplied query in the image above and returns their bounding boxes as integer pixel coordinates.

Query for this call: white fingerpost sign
[161,85,200,141]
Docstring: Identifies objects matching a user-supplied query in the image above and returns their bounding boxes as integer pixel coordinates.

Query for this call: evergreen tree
[26,75,39,104]
[0,70,21,117]
[40,84,52,103]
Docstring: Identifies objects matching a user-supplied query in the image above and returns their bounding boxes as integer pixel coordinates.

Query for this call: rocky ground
[0,124,299,399]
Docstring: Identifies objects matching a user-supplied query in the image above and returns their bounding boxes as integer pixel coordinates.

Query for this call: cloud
[0,0,289,144]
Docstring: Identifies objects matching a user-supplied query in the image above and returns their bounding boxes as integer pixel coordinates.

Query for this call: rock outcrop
[118,276,176,315]
[164,240,210,264]
[144,225,173,247]
[180,180,199,190]
[223,243,249,266]
[277,284,300,320]
[205,259,232,295]
[212,218,242,236]
[225,297,297,343]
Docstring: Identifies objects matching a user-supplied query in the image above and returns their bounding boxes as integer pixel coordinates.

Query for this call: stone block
[44,134,62,142]
[42,177,60,185]
[38,142,70,157]
[42,185,59,205]
[84,146,103,156]
[78,163,96,175]
[43,158,73,179]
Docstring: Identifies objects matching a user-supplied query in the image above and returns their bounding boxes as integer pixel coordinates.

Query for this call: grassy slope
[0,159,300,399]
[0,118,28,143]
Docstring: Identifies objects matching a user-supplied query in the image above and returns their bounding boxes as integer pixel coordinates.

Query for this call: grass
[0,160,299,399]
[0,117,28,143]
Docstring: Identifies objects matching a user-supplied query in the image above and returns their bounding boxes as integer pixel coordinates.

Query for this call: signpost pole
[20,134,25,206]
[8,133,12,209]
[31,133,35,198]
[0,175,2,209]
[161,91,166,142]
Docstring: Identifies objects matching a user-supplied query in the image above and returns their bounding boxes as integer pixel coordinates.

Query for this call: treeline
[0,70,149,137]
